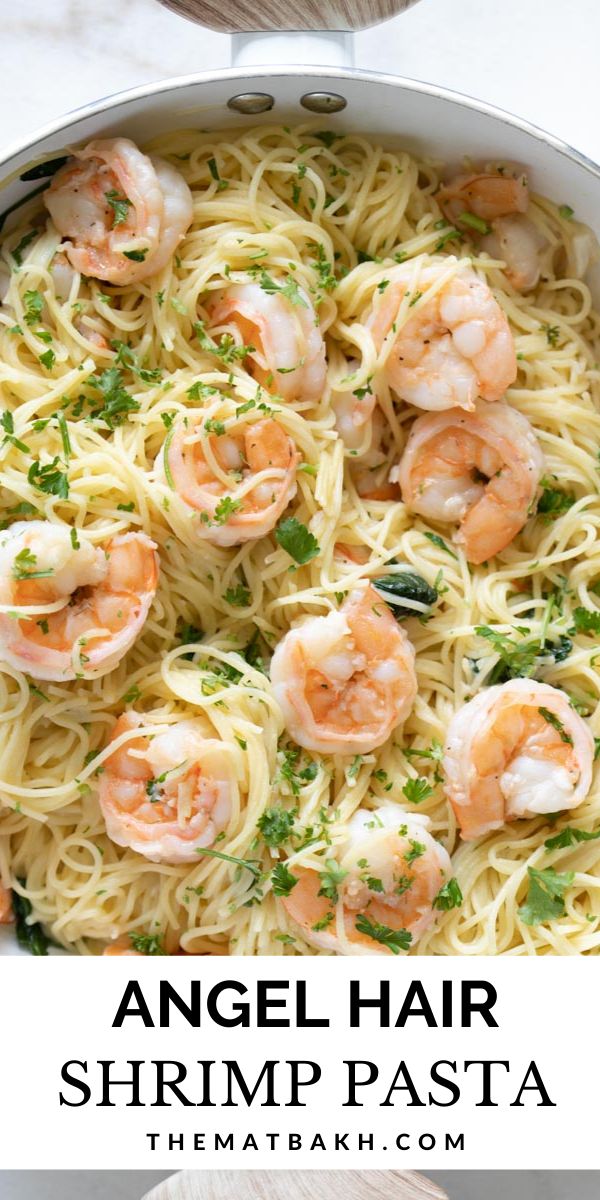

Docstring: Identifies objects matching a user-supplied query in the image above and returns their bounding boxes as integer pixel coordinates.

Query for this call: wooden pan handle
[155,0,423,33]
[141,1171,449,1200]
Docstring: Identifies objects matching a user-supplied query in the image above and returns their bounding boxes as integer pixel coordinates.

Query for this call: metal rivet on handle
[227,93,275,114]
[300,92,347,113]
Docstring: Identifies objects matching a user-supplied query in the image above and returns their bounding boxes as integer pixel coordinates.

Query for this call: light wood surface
[155,0,422,33]
[141,1170,449,1200]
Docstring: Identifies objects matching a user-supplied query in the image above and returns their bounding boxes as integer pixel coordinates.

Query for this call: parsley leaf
[105,189,132,227]
[545,826,600,850]
[317,859,347,904]
[271,861,298,896]
[0,410,30,454]
[424,531,458,559]
[538,706,573,745]
[257,806,296,848]
[88,367,140,429]
[257,270,308,308]
[537,477,574,521]
[27,457,69,499]
[128,932,166,955]
[194,320,255,366]
[432,878,463,911]
[11,547,54,581]
[275,517,320,564]
[518,866,574,926]
[402,776,434,805]
[11,229,38,266]
[354,913,412,954]
[571,607,600,636]
[23,289,43,327]
[223,583,251,607]
[213,496,243,526]
[541,323,560,347]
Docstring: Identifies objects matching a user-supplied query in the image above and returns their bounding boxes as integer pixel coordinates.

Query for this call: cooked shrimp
[0,884,13,924]
[159,415,298,547]
[282,806,452,954]
[45,137,193,285]
[331,367,377,452]
[480,216,548,291]
[270,582,417,755]
[444,679,594,841]
[438,169,530,225]
[99,712,236,865]
[438,169,547,292]
[397,400,544,564]
[0,521,158,681]
[207,282,327,402]
[367,257,516,410]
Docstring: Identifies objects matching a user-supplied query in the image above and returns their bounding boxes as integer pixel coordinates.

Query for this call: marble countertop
[2,0,600,163]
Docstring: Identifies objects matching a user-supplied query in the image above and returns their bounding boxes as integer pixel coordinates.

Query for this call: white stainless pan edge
[1,2,600,955]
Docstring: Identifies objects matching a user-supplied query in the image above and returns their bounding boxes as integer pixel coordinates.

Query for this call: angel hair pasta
[0,123,600,957]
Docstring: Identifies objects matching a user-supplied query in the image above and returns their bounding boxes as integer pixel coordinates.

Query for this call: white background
[0,958,598,1172]
[2,0,600,164]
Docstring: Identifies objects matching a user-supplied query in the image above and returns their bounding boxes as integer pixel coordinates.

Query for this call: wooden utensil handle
[155,0,422,33]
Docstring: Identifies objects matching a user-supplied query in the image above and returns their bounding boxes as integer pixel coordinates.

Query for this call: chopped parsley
[354,913,412,954]
[27,457,69,499]
[433,878,463,911]
[207,157,229,191]
[123,248,148,262]
[87,367,140,429]
[537,477,574,520]
[545,825,600,850]
[473,624,571,685]
[194,320,255,365]
[270,861,298,896]
[458,211,491,235]
[196,847,262,878]
[402,776,434,805]
[1,410,30,454]
[275,517,320,564]
[310,242,337,292]
[538,706,573,745]
[256,270,307,308]
[223,583,251,607]
[278,746,318,796]
[314,130,341,149]
[257,806,297,848]
[11,547,53,581]
[541,323,560,347]
[317,860,347,904]
[11,229,38,266]
[213,496,243,525]
[571,607,600,635]
[23,289,43,327]
[559,204,574,220]
[405,839,426,865]
[518,866,574,926]
[105,190,132,227]
[39,349,55,370]
[404,739,444,783]
[424,531,458,559]
[128,932,166,955]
